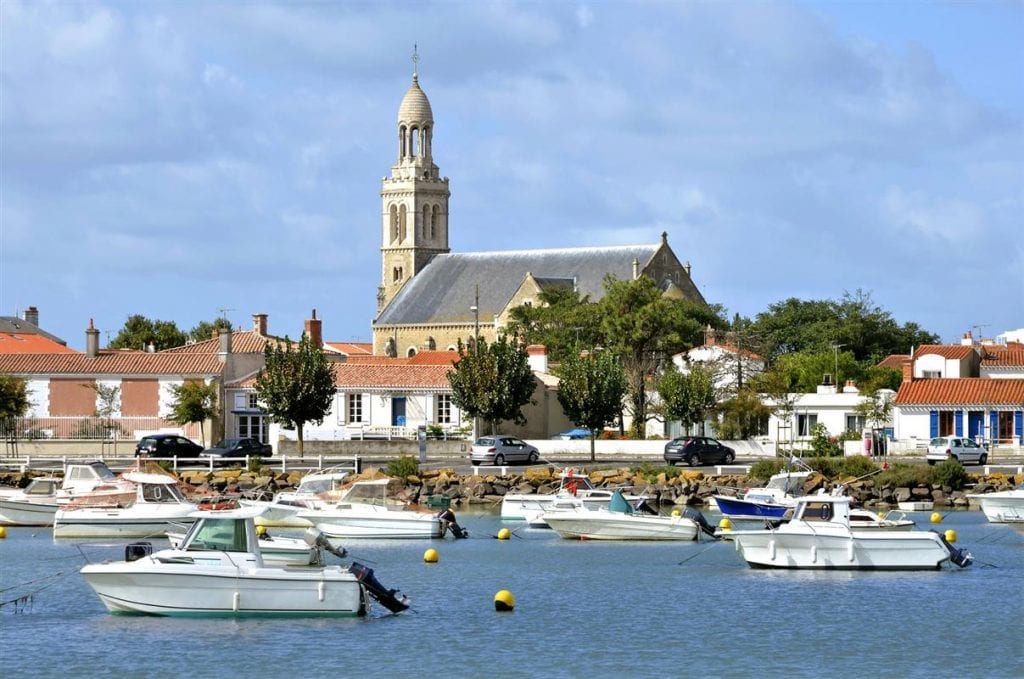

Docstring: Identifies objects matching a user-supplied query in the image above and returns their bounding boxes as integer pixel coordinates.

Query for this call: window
[436,394,452,424]
[922,370,941,379]
[247,393,259,409]
[846,415,866,433]
[390,205,399,242]
[939,411,954,436]
[422,204,430,238]
[797,414,818,436]
[399,205,407,241]
[347,394,365,424]
[998,412,1013,441]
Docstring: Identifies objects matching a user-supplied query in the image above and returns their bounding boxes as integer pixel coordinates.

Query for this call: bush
[749,459,784,481]
[387,455,419,478]
[247,457,264,474]
[809,424,842,457]
[877,463,931,488]
[630,463,680,482]
[838,455,880,479]
[930,459,967,490]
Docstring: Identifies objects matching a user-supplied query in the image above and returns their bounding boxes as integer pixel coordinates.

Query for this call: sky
[2,1,1022,351]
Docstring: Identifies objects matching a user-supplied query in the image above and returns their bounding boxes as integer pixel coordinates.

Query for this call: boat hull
[54,506,198,538]
[81,562,364,617]
[542,513,698,541]
[714,495,792,521]
[0,498,59,526]
[501,493,614,521]
[969,491,1024,523]
[729,530,952,570]
[300,510,443,539]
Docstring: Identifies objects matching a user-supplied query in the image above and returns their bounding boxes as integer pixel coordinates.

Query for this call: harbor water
[2,509,1022,679]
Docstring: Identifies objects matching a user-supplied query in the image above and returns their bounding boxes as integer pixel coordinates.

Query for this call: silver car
[925,436,988,465]
[471,436,540,466]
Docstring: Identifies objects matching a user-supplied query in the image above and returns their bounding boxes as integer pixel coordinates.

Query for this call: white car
[926,436,988,466]
[471,436,540,466]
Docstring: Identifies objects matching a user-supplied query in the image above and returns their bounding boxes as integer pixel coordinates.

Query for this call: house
[0,306,75,354]
[672,326,766,394]
[763,379,893,448]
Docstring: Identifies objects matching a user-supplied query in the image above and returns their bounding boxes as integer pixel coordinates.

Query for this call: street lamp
[831,343,846,387]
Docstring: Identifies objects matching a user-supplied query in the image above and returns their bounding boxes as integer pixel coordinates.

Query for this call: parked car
[471,436,540,466]
[200,438,273,465]
[552,428,592,440]
[926,436,988,466]
[134,434,204,460]
[663,436,735,466]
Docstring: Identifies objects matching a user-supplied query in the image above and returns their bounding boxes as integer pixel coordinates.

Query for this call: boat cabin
[793,496,852,525]
[176,507,265,559]
[746,471,811,504]
[60,461,118,496]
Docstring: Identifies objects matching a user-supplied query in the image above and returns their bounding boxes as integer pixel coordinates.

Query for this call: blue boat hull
[714,496,791,521]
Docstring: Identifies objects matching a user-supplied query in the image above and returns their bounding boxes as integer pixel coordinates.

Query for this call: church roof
[375,243,671,325]
[398,76,433,124]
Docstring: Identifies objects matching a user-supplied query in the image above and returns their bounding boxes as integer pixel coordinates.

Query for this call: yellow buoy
[671,509,681,517]
[877,512,885,519]
[0,525,6,539]
[497,528,511,540]
[944,529,957,543]
[494,589,515,612]
[930,512,942,524]
[719,517,732,531]
[256,525,267,536]
[423,548,439,563]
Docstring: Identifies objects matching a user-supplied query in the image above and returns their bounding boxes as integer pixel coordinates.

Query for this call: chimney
[843,380,859,393]
[631,257,639,280]
[961,331,973,346]
[218,328,232,362]
[304,308,323,349]
[85,319,100,359]
[252,313,268,336]
[902,359,913,383]
[23,306,39,327]
[705,324,716,346]
[684,261,692,277]
[816,373,836,395]
[526,344,548,373]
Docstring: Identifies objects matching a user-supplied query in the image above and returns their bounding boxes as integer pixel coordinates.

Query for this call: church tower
[377,52,451,314]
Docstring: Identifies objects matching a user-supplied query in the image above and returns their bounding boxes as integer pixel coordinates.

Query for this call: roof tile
[895,378,1024,406]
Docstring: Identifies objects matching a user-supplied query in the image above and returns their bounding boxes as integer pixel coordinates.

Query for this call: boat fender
[847,541,855,562]
[768,540,776,561]
[810,545,817,564]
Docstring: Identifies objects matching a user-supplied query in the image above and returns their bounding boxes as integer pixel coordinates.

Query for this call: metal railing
[2,416,202,442]
[0,454,361,475]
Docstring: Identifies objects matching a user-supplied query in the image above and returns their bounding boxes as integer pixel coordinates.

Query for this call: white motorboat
[712,470,813,522]
[298,479,443,539]
[724,494,972,570]
[967,487,1024,523]
[80,506,410,617]
[166,526,323,566]
[240,466,350,528]
[848,507,915,531]
[541,491,702,541]
[501,469,641,521]
[53,472,199,539]
[0,461,132,526]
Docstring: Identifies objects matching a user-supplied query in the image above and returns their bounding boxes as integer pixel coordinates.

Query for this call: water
[2,510,1022,679]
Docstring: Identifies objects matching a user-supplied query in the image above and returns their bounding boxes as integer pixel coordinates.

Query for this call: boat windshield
[187,518,249,552]
[767,474,805,495]
[141,483,187,503]
[298,476,347,495]
[25,479,58,495]
[89,462,116,480]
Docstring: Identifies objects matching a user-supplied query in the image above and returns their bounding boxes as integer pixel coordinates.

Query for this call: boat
[166,525,325,566]
[713,470,813,521]
[897,501,934,512]
[0,461,135,526]
[297,479,444,539]
[53,472,200,538]
[540,491,703,541]
[501,469,642,521]
[239,466,351,528]
[847,507,915,531]
[724,494,972,570]
[967,487,1024,523]
[80,506,410,616]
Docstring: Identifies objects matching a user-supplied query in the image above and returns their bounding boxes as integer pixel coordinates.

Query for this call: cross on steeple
[412,44,419,79]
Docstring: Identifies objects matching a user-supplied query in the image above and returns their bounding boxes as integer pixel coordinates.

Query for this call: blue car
[553,428,593,440]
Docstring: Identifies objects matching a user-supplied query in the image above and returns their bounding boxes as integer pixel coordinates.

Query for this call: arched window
[426,336,436,350]
[389,205,399,242]
[431,205,439,239]
[399,205,407,241]
[422,204,430,239]
[407,347,417,358]
[410,126,419,157]
[399,125,407,158]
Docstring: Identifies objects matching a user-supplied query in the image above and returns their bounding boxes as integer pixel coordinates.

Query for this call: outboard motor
[349,562,410,614]
[936,531,974,568]
[682,507,719,540]
[303,528,347,560]
[438,508,468,539]
[125,541,153,562]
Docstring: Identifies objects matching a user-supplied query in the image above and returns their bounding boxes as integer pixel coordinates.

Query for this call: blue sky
[2,1,1021,350]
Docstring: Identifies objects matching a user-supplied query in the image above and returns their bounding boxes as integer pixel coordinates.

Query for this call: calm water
[2,510,1022,679]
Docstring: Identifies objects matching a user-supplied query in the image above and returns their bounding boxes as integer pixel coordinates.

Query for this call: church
[372,66,706,357]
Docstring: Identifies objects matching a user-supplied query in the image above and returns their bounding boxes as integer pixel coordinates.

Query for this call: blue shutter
[929,410,939,438]
[954,410,963,437]
[990,411,999,443]
[1016,411,1023,444]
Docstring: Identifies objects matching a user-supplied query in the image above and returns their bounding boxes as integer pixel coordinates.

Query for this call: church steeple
[377,49,451,314]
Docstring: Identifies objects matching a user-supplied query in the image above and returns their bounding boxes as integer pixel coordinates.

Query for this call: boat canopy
[609,490,632,514]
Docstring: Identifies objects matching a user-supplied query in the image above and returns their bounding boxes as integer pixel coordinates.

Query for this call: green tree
[189,317,233,344]
[760,349,863,394]
[716,387,772,440]
[169,380,220,447]
[597,275,718,438]
[854,389,895,435]
[109,314,188,351]
[506,286,602,363]
[447,335,536,435]
[0,375,30,439]
[658,364,716,436]
[254,334,336,456]
[555,349,628,461]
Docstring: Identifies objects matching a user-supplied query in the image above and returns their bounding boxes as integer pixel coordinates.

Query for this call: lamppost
[470,284,480,349]
[831,343,846,387]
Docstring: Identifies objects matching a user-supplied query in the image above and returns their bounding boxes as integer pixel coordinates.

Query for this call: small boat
[298,479,444,539]
[0,461,133,526]
[53,472,199,539]
[724,494,972,570]
[240,466,351,528]
[501,469,642,521]
[713,470,813,521]
[166,526,324,566]
[897,501,934,512]
[847,507,915,531]
[967,486,1024,523]
[541,491,702,541]
[80,506,409,617]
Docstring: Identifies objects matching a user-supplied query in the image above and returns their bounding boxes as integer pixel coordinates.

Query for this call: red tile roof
[408,351,462,366]
[877,354,910,369]
[332,363,454,390]
[324,342,373,355]
[0,333,78,354]
[914,345,976,360]
[895,378,1024,406]
[0,352,224,376]
[981,350,1024,367]
[161,331,276,354]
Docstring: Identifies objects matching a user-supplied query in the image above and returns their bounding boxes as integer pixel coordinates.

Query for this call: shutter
[954,410,963,437]
[929,410,938,438]
[990,411,999,443]
[1016,411,1023,444]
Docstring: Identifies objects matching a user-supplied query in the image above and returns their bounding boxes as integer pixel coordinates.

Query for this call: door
[392,397,407,427]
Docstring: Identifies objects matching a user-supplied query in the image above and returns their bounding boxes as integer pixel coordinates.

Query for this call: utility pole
[831,343,846,387]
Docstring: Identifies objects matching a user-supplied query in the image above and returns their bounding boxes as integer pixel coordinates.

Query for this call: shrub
[809,424,842,457]
[749,459,784,481]
[387,455,419,478]
[838,455,880,479]
[877,463,931,488]
[630,463,680,482]
[930,459,967,490]
[247,457,264,474]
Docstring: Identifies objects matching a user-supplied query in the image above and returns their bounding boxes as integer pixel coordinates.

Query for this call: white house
[764,380,894,448]
[672,327,766,394]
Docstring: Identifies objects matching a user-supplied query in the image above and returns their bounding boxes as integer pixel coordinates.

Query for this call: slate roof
[0,316,67,345]
[376,243,690,325]
[0,352,224,376]
[0,333,78,354]
[895,378,1024,406]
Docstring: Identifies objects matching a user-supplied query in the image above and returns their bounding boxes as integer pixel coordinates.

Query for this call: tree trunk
[297,422,304,458]
[589,434,596,463]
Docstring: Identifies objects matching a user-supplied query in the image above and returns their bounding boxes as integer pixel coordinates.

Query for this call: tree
[506,286,602,363]
[0,375,30,440]
[658,364,717,436]
[447,335,536,435]
[189,317,233,344]
[169,381,219,446]
[556,349,628,461]
[110,314,188,351]
[254,334,336,456]
[716,388,772,440]
[854,389,894,435]
[762,349,863,394]
[597,275,719,438]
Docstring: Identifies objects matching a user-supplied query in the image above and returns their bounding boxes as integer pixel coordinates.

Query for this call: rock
[895,487,912,503]
[911,486,932,498]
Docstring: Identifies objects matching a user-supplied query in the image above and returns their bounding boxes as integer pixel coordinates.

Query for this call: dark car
[663,436,735,466]
[200,437,273,465]
[135,433,204,459]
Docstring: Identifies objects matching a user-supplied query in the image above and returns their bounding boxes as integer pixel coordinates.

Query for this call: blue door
[392,397,407,427]
[967,411,984,440]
